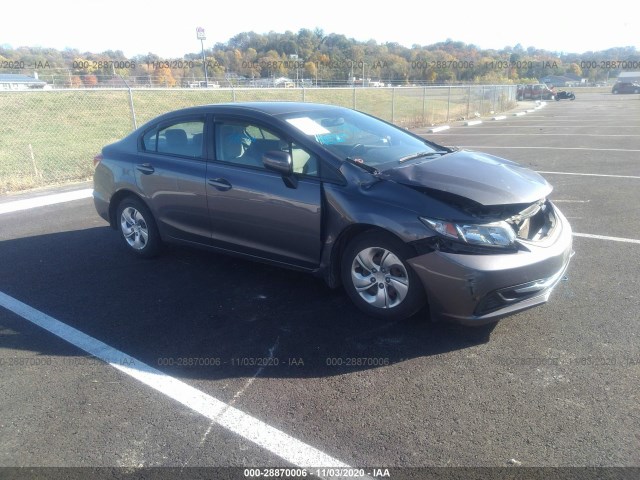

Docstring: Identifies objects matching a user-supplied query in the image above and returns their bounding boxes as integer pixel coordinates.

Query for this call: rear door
[135,115,211,243]
[205,118,322,269]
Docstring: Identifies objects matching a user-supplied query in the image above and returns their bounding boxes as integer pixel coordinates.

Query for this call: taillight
[93,153,103,167]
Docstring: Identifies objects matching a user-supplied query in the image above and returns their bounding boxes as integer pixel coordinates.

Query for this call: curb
[428,125,450,133]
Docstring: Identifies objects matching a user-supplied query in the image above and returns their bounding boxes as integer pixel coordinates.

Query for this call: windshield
[282,109,446,169]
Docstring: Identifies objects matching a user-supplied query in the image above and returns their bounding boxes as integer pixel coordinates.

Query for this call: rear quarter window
[142,129,158,152]
[141,120,205,158]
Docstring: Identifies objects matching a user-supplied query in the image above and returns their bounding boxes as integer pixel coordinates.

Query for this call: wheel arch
[336,224,428,320]
[325,223,415,289]
[108,189,149,229]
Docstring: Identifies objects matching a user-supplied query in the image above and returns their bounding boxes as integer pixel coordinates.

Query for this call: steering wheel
[348,143,365,157]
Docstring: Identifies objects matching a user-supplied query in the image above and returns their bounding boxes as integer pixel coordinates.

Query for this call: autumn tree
[304,61,318,82]
[69,75,82,88]
[151,65,176,87]
[567,63,582,77]
[73,58,97,75]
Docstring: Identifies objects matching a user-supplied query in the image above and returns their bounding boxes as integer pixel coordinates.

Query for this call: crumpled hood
[379,150,552,205]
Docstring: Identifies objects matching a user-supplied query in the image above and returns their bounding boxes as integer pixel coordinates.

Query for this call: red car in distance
[517,84,555,101]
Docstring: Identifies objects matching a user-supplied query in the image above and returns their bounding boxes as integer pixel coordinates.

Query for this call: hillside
[1,30,638,87]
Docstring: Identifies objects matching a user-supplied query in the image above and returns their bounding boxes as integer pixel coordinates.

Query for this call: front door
[205,119,322,269]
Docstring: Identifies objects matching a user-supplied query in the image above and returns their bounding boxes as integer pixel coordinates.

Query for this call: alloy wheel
[350,247,409,308]
[120,206,149,250]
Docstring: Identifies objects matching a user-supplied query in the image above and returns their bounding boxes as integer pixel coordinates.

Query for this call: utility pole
[196,27,208,87]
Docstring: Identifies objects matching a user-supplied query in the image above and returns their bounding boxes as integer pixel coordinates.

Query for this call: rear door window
[142,119,205,158]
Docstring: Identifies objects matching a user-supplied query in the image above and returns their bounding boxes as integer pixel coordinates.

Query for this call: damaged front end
[414,187,560,255]
[455,192,558,244]
[406,189,573,325]
[504,198,556,243]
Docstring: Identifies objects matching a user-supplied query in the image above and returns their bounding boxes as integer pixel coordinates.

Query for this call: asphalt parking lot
[1,92,639,479]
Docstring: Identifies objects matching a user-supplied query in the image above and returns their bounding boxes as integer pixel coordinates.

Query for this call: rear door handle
[136,163,155,175]
[208,178,232,191]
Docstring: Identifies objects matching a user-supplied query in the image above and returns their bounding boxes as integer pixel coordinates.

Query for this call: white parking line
[573,233,640,245]
[452,125,639,128]
[537,171,640,179]
[0,189,93,215]
[0,291,363,477]
[502,118,640,121]
[437,133,640,137]
[456,146,640,152]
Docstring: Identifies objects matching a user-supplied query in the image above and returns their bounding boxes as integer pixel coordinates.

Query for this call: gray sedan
[93,102,573,324]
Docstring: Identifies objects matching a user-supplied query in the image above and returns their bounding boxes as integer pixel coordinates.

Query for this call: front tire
[116,197,161,258]
[341,231,426,320]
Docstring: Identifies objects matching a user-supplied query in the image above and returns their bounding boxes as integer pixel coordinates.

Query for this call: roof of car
[172,101,345,117]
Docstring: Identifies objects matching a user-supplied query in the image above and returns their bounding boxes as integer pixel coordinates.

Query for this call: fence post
[391,87,395,123]
[466,85,471,119]
[302,87,306,102]
[353,86,356,109]
[446,86,451,122]
[480,85,485,115]
[232,87,236,102]
[492,86,496,112]
[422,86,426,126]
[127,87,137,130]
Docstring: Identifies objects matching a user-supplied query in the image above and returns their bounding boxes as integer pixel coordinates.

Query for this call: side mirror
[263,151,297,188]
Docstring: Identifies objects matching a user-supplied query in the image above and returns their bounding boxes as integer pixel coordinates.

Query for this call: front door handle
[208,178,232,191]
[136,163,155,175]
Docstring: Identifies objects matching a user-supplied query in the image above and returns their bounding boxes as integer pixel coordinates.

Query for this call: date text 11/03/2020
[153,357,393,368]
[7,58,639,71]
[243,467,391,478]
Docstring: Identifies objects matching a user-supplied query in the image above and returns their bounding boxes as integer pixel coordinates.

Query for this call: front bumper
[408,205,574,325]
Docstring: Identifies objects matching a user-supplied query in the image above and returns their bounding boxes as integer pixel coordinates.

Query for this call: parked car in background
[93,102,573,325]
[517,84,555,100]
[555,90,576,101]
[611,82,640,94]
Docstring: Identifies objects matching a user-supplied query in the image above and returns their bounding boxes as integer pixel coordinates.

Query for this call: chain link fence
[0,85,516,193]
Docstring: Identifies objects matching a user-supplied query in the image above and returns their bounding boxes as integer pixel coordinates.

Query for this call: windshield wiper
[398,151,449,163]
[345,157,379,175]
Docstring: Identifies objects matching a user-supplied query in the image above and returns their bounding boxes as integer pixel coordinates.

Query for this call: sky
[2,0,638,57]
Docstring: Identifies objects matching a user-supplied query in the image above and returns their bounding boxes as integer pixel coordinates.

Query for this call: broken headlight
[420,217,516,248]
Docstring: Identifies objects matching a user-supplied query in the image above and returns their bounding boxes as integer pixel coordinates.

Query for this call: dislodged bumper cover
[407,205,573,325]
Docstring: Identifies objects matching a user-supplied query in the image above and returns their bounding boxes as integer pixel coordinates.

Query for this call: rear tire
[341,231,426,320]
[116,197,161,258]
